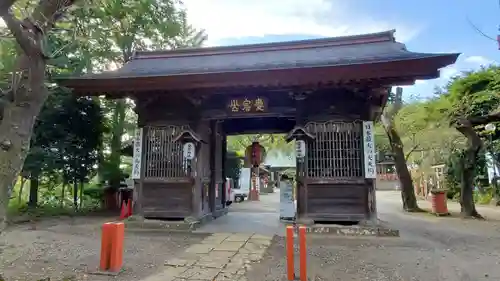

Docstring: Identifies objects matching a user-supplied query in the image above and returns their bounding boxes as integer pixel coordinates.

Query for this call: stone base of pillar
[248,189,260,201]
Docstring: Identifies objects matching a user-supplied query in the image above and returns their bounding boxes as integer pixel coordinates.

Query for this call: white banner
[363,121,376,178]
[131,128,143,180]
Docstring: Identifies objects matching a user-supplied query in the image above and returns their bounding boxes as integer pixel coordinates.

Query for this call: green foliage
[0,0,206,222]
[225,151,242,186]
[445,66,500,118]
[374,124,390,156]
[445,150,488,198]
[227,134,294,156]
[67,0,207,190]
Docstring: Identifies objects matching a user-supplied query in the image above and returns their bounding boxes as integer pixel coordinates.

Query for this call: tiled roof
[73,30,458,80]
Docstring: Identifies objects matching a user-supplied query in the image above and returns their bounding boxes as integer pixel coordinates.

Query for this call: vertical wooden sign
[363,121,376,179]
[131,128,143,180]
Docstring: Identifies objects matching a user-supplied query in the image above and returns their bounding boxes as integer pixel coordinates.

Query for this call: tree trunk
[60,184,66,208]
[380,87,421,212]
[0,0,78,234]
[79,181,84,209]
[17,177,26,205]
[7,175,18,201]
[28,177,39,207]
[0,55,47,231]
[387,126,420,211]
[73,180,78,210]
[108,99,126,189]
[455,120,483,218]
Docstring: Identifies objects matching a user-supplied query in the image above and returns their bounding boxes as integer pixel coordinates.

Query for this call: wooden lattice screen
[305,121,363,179]
[144,125,190,178]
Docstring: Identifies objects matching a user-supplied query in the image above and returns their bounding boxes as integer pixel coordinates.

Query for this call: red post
[119,201,128,220]
[299,226,307,281]
[109,222,125,272]
[127,198,132,217]
[99,222,114,271]
[286,225,295,280]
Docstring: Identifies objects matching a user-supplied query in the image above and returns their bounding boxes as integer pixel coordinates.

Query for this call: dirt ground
[0,217,207,281]
[3,192,500,281]
[246,192,500,281]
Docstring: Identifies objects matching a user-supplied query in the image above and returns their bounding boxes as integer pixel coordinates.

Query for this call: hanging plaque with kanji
[131,128,143,180]
[363,121,376,178]
[227,97,267,113]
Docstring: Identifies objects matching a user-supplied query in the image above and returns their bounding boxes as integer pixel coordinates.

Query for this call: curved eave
[58,53,459,94]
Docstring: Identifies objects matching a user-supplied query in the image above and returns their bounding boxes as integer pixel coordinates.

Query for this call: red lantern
[244,142,266,167]
[251,142,261,166]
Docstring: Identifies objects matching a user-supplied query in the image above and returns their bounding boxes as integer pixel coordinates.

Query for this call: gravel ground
[247,192,500,281]
[0,217,207,281]
[247,235,498,281]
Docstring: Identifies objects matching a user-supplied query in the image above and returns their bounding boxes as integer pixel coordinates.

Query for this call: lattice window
[144,125,189,178]
[305,121,363,178]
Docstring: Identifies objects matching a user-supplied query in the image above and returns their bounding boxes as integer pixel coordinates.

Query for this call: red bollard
[286,225,295,280]
[109,222,125,272]
[285,225,308,280]
[98,222,125,273]
[99,222,114,271]
[119,201,128,220]
[127,199,132,217]
[299,226,307,281]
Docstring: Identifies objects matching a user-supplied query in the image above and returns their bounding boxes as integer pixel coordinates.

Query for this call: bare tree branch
[469,111,500,126]
[466,17,496,42]
[405,144,420,161]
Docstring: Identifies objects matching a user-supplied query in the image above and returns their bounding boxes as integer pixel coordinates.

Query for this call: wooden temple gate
[59,30,458,224]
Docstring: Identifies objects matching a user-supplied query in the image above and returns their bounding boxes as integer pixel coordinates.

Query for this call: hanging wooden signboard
[227,96,268,113]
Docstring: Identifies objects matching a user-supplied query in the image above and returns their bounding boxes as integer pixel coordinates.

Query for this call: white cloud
[440,65,460,81]
[464,55,494,66]
[182,0,421,46]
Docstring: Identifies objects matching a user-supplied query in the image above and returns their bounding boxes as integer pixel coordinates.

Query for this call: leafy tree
[225,151,242,186]
[0,0,80,231]
[54,92,104,209]
[442,66,500,218]
[227,134,294,157]
[73,0,206,190]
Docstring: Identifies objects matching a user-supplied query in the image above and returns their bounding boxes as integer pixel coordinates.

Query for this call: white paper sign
[183,142,195,160]
[295,140,306,158]
[363,121,376,178]
[280,180,295,219]
[131,128,143,180]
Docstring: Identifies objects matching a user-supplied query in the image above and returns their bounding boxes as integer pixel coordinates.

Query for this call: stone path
[140,232,274,281]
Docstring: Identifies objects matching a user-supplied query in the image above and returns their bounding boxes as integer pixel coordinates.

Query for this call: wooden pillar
[291,92,311,222]
[221,131,227,207]
[208,120,216,213]
[173,123,206,220]
[214,121,224,209]
[296,147,306,218]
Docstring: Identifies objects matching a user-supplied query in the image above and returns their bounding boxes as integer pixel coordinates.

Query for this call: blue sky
[184,0,499,99]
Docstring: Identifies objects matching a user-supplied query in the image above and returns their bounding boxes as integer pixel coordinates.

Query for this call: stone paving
[140,232,273,281]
